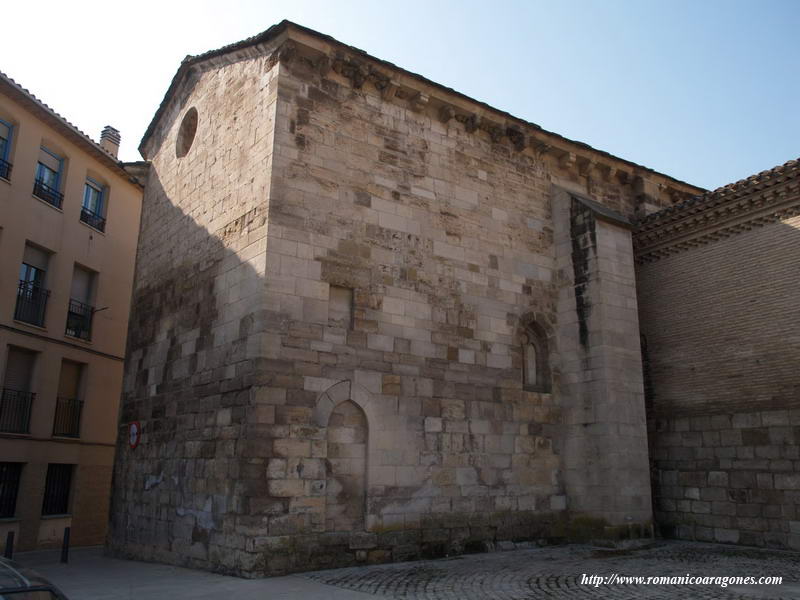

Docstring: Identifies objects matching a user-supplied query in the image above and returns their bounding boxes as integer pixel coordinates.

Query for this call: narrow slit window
[522,322,551,393]
[524,342,537,387]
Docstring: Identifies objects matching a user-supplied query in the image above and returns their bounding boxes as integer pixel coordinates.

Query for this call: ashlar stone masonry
[107,21,702,576]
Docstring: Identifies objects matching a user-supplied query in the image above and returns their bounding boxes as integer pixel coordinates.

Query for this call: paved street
[15,547,376,600]
[16,541,800,600]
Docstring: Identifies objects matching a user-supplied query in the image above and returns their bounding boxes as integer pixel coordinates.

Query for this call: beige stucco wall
[0,91,142,550]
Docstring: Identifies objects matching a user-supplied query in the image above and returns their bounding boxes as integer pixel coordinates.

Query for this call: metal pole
[60,527,70,564]
[3,531,13,559]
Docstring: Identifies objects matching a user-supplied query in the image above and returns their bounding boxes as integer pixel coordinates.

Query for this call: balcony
[80,206,106,232]
[52,397,83,438]
[33,179,64,209]
[15,280,50,327]
[0,389,34,434]
[0,158,11,180]
[65,299,93,340]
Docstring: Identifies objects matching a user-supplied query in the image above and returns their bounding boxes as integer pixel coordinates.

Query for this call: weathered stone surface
[108,23,701,576]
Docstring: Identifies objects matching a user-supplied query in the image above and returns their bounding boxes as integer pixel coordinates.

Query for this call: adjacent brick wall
[637,213,800,550]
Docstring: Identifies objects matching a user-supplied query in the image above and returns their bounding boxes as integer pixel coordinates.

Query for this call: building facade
[635,159,800,549]
[0,73,143,551]
[106,22,704,576]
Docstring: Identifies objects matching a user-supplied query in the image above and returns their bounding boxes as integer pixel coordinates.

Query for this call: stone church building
[107,20,799,576]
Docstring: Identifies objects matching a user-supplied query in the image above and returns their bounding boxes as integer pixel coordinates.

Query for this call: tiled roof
[138,20,704,193]
[638,158,799,227]
[0,70,141,186]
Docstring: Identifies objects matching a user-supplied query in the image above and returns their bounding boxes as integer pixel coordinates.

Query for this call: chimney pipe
[100,126,121,158]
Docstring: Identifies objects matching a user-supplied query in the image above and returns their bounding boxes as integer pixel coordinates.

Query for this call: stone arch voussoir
[313,380,375,428]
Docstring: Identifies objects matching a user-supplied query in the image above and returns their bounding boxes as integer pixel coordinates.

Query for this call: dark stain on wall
[569,198,596,348]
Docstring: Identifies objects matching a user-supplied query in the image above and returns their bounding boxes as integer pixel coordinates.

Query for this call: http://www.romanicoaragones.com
[580,573,783,588]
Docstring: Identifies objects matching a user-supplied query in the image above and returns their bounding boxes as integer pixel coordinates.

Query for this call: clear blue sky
[4,0,798,189]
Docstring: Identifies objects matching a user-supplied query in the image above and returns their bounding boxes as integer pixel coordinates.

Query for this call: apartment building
[0,72,143,551]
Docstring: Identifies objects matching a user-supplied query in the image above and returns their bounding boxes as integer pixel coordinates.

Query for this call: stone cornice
[284,31,702,205]
[633,159,800,263]
[139,20,704,205]
[273,34,705,216]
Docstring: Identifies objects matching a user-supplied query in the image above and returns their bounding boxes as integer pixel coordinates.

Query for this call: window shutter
[38,147,61,172]
[57,361,83,399]
[23,245,49,271]
[70,266,93,302]
[3,348,36,392]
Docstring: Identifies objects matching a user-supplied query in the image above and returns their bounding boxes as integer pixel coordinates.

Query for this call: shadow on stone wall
[107,164,270,572]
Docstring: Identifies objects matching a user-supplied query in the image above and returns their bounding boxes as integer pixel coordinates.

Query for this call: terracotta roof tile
[0,70,140,186]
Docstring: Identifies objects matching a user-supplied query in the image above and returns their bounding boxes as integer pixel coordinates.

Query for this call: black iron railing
[80,206,106,232]
[42,464,72,516]
[33,179,64,209]
[52,397,83,438]
[0,389,34,434]
[0,158,11,181]
[15,280,50,327]
[0,463,22,518]
[65,299,93,340]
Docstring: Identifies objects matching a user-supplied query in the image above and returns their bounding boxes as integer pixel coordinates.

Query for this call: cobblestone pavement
[304,541,800,599]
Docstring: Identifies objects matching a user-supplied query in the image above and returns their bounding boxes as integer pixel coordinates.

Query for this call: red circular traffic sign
[128,421,141,449]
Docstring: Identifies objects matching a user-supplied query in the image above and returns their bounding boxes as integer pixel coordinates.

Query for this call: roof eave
[0,72,141,188]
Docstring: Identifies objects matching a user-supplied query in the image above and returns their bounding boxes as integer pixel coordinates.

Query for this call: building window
[329,286,354,329]
[33,146,64,209]
[15,244,51,327]
[0,119,13,180]
[80,178,107,232]
[524,343,538,387]
[0,347,36,434]
[41,464,73,516]
[176,107,198,158]
[66,265,95,340]
[53,361,84,438]
[522,321,551,393]
[0,463,23,518]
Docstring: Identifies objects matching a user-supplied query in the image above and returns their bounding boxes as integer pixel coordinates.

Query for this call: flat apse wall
[110,34,662,576]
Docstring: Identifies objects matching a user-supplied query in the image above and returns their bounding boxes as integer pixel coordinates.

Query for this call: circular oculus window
[176,107,198,158]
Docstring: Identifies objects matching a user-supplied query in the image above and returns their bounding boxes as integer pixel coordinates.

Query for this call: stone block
[732,413,761,429]
[714,528,739,543]
[267,479,305,497]
[273,439,311,458]
[707,471,728,487]
[775,474,800,490]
